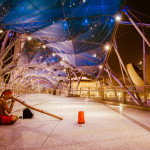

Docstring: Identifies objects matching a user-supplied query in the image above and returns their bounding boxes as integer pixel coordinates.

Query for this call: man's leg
[2,115,18,125]
[11,115,18,124]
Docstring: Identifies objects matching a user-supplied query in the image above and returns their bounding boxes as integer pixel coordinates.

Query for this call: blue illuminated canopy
[0,0,125,79]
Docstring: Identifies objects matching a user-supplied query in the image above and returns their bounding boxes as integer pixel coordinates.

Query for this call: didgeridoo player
[0,89,63,124]
[0,89,19,125]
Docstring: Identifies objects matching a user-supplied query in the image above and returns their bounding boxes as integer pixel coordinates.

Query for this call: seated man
[0,90,18,125]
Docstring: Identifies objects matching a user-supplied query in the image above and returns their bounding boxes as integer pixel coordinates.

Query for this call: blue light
[9,33,12,37]
[110,19,114,23]
[64,23,67,27]
[21,1,24,10]
[63,22,67,29]
[21,6,24,10]
[85,19,88,23]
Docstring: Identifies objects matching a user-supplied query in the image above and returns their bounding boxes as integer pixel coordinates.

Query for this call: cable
[128,8,150,19]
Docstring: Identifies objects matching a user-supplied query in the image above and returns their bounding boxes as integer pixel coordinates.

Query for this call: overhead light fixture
[0,29,3,33]
[52,53,56,56]
[93,54,96,57]
[115,15,121,21]
[42,45,46,49]
[105,44,110,50]
[27,36,32,41]
[99,65,103,69]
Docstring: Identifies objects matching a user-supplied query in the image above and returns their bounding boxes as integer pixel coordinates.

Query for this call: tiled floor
[0,94,150,150]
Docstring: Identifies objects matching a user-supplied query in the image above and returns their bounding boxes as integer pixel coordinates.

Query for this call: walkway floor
[0,94,150,150]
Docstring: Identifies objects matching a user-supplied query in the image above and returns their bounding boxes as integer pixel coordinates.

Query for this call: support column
[80,87,82,96]
[113,40,142,105]
[88,87,90,98]
[68,69,72,96]
[143,32,147,106]
[76,74,82,90]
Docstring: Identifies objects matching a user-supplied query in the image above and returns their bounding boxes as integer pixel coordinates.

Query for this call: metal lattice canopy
[0,0,125,88]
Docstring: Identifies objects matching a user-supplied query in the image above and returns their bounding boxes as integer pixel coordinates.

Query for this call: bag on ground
[23,107,34,119]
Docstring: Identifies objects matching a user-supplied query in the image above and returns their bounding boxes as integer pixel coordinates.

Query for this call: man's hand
[12,97,15,103]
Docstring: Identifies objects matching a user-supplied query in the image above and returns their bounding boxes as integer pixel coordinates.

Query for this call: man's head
[1,89,13,100]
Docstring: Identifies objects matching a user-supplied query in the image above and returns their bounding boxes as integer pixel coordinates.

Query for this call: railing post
[123,91,126,104]
[88,87,90,98]
[101,88,104,100]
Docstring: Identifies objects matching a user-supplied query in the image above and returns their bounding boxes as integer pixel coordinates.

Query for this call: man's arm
[1,99,15,114]
[3,110,11,117]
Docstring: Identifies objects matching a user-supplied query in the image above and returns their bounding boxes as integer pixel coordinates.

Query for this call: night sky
[108,0,150,74]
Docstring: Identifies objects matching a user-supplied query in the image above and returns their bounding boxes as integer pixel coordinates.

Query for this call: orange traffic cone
[78,111,85,124]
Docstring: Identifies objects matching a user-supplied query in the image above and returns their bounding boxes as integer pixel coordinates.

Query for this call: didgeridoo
[13,97,63,120]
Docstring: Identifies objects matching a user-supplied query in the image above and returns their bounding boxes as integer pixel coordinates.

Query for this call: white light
[105,44,110,50]
[115,15,121,21]
[44,62,46,64]
[139,61,142,65]
[93,54,96,57]
[27,36,32,41]
[118,92,121,97]
[0,29,3,33]
[60,61,63,64]
[42,45,46,48]
[83,0,86,3]
[63,69,66,72]
[40,56,43,59]
[52,53,56,56]
[99,65,103,69]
